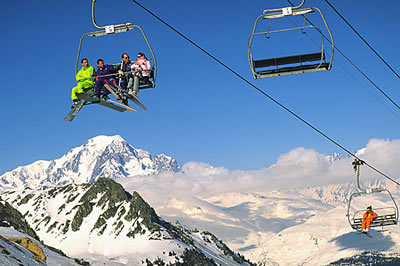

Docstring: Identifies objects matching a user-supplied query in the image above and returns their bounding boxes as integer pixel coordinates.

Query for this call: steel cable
[130,0,400,186]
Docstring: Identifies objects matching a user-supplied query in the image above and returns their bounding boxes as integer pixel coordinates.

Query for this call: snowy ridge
[296,178,400,205]
[151,187,400,265]
[1,178,250,265]
[0,135,181,189]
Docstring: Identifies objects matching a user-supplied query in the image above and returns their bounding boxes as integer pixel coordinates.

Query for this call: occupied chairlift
[248,0,334,79]
[75,0,157,90]
[65,0,157,121]
[346,159,399,231]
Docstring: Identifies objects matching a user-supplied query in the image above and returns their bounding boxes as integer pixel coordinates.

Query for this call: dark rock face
[0,196,39,240]
[329,252,400,265]
[1,178,252,265]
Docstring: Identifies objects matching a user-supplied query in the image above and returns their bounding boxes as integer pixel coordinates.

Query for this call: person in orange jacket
[362,206,378,232]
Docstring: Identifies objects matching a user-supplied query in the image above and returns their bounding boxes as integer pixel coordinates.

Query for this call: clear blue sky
[1,0,400,174]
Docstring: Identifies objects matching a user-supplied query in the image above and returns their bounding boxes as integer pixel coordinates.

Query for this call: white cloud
[118,139,400,207]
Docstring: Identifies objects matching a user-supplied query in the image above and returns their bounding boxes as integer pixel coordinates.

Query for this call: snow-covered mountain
[0,135,181,189]
[149,187,400,265]
[296,178,400,206]
[0,195,84,265]
[1,178,252,265]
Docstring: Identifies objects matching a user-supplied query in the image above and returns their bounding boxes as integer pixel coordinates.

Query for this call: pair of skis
[103,83,147,111]
[64,86,146,121]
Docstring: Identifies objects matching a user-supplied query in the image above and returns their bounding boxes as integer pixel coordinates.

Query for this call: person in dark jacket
[94,59,117,101]
[118,53,133,93]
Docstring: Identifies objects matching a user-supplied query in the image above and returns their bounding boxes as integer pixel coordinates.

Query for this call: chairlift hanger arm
[263,0,305,13]
[92,0,132,30]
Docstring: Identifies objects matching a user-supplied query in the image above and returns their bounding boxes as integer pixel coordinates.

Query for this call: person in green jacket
[71,58,95,108]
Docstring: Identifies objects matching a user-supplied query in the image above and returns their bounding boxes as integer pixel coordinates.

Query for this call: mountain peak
[87,134,125,145]
[0,135,182,189]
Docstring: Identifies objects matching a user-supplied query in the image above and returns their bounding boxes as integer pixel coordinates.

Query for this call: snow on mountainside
[150,187,400,265]
[296,178,400,206]
[2,178,251,265]
[0,135,181,189]
[0,227,81,266]
[155,191,333,255]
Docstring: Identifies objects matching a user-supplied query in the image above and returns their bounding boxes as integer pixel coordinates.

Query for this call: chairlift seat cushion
[253,52,326,69]
[255,62,329,77]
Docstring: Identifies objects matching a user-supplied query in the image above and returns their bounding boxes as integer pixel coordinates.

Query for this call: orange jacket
[363,211,378,219]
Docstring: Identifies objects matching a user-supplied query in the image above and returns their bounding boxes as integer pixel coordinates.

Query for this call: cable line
[324,0,400,81]
[285,0,400,113]
[130,0,400,186]
[267,0,400,121]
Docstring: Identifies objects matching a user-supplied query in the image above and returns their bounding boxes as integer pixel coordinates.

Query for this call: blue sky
[1,0,400,174]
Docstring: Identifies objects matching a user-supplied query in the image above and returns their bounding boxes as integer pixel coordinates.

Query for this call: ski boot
[71,99,79,109]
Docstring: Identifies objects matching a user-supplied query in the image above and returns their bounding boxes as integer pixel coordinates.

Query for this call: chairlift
[248,0,334,79]
[75,0,157,90]
[346,159,399,231]
[65,0,156,121]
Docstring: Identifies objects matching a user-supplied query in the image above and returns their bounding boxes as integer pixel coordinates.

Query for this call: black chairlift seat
[350,214,398,230]
[253,52,329,78]
[138,68,155,90]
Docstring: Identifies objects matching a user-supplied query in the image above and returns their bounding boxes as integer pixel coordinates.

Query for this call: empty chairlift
[248,0,334,79]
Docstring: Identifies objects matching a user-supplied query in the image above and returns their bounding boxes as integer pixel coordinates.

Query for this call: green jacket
[76,66,95,86]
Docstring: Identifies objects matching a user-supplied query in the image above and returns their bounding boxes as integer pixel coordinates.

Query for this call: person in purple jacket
[94,59,118,101]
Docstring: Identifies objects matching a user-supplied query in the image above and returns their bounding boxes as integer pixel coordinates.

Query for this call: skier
[94,59,118,101]
[362,206,378,233]
[129,52,152,98]
[118,53,133,91]
[71,58,95,108]
[117,53,133,105]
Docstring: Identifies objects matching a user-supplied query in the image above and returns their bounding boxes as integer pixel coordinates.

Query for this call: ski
[76,93,126,112]
[103,84,134,112]
[109,99,137,112]
[356,229,372,238]
[127,94,147,110]
[358,232,372,238]
[105,83,147,111]
[64,99,86,122]
[104,83,123,100]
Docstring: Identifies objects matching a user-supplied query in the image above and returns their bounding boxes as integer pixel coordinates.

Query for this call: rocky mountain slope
[2,178,252,265]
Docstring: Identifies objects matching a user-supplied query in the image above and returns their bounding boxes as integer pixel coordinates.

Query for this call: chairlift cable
[324,0,400,81]
[130,0,400,186]
[267,0,400,121]
[285,0,400,114]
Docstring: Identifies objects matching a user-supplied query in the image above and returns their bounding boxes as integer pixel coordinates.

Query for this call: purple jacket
[96,64,116,82]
